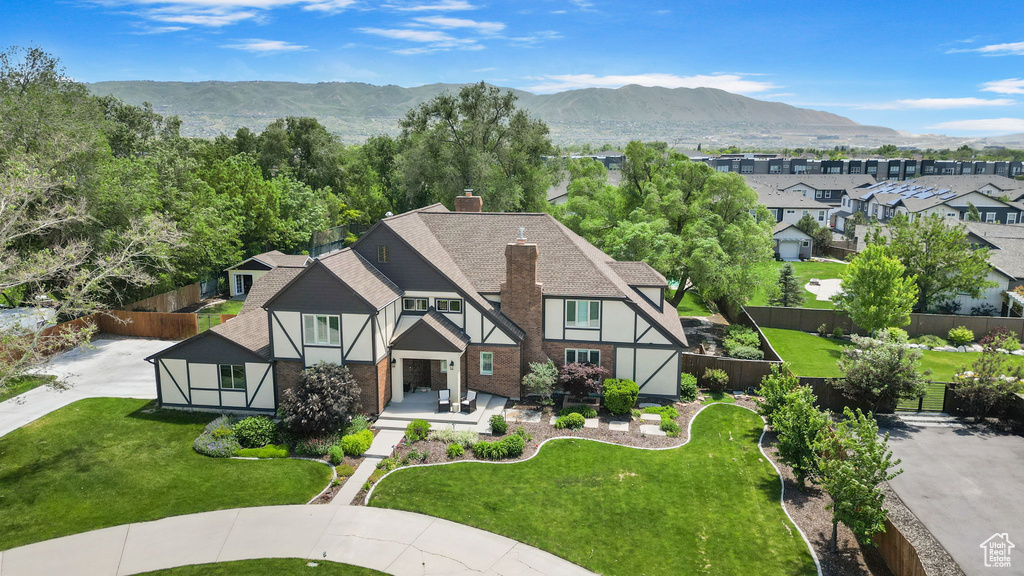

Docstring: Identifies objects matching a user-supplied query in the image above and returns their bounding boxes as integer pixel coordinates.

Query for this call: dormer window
[566,300,600,329]
[377,245,389,263]
[403,298,428,312]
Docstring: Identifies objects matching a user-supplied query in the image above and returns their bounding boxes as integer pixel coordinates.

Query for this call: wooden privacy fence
[98,310,198,340]
[746,306,1024,340]
[873,519,927,576]
[681,352,781,388]
[124,283,202,313]
[798,377,896,414]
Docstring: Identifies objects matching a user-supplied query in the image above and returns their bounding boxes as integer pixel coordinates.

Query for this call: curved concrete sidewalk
[0,505,594,576]
[0,338,171,438]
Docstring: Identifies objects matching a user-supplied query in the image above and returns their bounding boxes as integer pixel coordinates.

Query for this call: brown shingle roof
[240,266,305,314]
[318,248,402,309]
[391,309,470,353]
[254,250,312,268]
[608,261,666,286]
[209,310,270,359]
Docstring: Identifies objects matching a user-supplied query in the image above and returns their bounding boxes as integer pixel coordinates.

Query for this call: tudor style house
[148,192,688,416]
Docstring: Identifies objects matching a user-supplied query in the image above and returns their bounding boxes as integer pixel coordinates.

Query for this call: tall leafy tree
[833,245,918,333]
[397,81,555,212]
[869,214,994,312]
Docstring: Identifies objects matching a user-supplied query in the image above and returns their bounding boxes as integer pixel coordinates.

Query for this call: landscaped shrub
[559,405,598,418]
[727,345,764,360]
[233,416,277,448]
[680,373,698,402]
[472,431,526,460]
[293,435,340,457]
[934,300,962,315]
[489,413,508,435]
[328,444,346,465]
[193,416,241,458]
[558,362,608,400]
[279,362,361,436]
[832,327,844,339]
[522,359,558,406]
[340,429,374,456]
[877,327,908,344]
[346,415,372,434]
[235,444,288,458]
[554,412,586,430]
[948,326,975,346]
[336,464,355,477]
[602,378,639,414]
[912,334,947,348]
[427,429,479,447]
[660,418,681,437]
[405,419,431,442]
[642,405,680,419]
[971,303,998,316]
[817,323,829,337]
[980,327,1022,351]
[756,363,800,426]
[703,368,730,392]
[446,443,464,458]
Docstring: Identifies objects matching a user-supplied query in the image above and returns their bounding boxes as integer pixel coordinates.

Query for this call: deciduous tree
[774,385,830,487]
[950,347,1024,422]
[834,332,928,412]
[833,245,918,333]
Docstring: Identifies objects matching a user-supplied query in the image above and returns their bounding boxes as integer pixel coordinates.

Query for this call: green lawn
[762,327,1024,381]
[139,559,385,575]
[671,290,714,316]
[748,260,848,310]
[0,398,331,551]
[197,299,245,332]
[701,391,737,404]
[370,404,816,576]
[0,374,55,403]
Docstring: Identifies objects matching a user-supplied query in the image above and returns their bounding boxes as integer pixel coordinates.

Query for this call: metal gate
[896,381,947,412]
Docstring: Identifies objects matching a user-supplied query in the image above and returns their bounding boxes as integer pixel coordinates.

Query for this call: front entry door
[403,359,431,391]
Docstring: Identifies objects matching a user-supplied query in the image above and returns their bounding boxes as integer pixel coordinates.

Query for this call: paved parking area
[0,337,173,437]
[882,421,1024,576]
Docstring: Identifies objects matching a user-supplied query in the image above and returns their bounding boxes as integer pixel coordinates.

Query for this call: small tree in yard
[757,363,800,426]
[813,226,834,255]
[833,245,917,334]
[834,333,928,413]
[774,385,830,487]
[522,359,558,405]
[795,213,820,236]
[280,362,362,436]
[815,407,902,552]
[559,362,608,400]
[949,347,1024,422]
[769,263,804,308]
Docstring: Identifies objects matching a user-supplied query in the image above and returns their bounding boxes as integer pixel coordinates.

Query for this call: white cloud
[412,16,504,34]
[144,5,260,26]
[222,38,310,52]
[86,0,356,27]
[389,0,477,11]
[473,66,496,72]
[982,78,1024,95]
[954,41,1024,55]
[130,25,189,33]
[524,73,779,94]
[358,26,481,52]
[509,30,561,46]
[858,97,1017,110]
[302,0,355,11]
[926,118,1024,134]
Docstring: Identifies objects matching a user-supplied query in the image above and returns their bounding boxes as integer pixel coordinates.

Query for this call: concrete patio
[374,389,507,434]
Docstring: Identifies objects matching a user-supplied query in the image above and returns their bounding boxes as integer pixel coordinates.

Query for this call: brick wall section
[274,360,304,407]
[542,341,616,378]
[465,345,521,399]
[376,356,391,413]
[454,193,483,212]
[500,241,544,373]
[348,357,391,415]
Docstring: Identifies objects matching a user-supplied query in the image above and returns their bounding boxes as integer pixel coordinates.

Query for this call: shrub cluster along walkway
[0,506,594,576]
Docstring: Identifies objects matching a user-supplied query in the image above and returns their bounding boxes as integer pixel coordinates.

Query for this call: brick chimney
[454,189,483,212]
[500,227,544,372]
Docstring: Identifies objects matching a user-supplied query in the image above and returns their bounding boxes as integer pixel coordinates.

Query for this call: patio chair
[461,390,478,413]
[437,389,451,412]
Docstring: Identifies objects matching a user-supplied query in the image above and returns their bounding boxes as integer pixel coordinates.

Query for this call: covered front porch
[375,388,508,432]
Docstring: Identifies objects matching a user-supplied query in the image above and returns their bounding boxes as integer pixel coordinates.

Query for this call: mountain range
[87,80,908,147]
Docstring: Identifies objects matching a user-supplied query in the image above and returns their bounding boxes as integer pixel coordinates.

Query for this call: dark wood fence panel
[682,352,781,388]
[97,310,198,340]
[873,519,927,576]
[798,377,894,413]
[124,283,202,313]
[747,306,1024,340]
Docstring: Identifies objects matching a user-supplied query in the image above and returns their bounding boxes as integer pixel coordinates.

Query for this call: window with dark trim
[565,349,600,365]
[565,300,600,328]
[377,245,389,263]
[219,364,246,390]
[403,297,428,312]
[435,298,462,313]
[303,314,340,346]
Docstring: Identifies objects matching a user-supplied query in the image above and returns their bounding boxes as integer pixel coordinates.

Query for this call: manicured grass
[671,289,714,316]
[748,260,849,310]
[197,300,245,332]
[0,398,331,551]
[0,374,55,403]
[371,404,817,576]
[701,391,737,404]
[762,327,1024,381]
[138,559,386,575]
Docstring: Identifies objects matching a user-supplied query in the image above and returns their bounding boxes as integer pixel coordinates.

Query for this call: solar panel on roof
[914,191,934,199]
[887,198,901,206]
[940,192,956,199]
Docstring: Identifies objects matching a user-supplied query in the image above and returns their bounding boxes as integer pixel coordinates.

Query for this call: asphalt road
[882,421,1024,576]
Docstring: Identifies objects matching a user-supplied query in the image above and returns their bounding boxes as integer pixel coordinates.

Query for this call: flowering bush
[193,416,241,458]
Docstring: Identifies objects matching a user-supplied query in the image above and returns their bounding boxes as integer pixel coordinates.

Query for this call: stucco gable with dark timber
[262,260,381,314]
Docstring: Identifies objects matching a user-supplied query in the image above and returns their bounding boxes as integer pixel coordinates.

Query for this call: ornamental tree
[815,407,902,552]
[280,362,362,436]
[769,263,804,307]
[522,359,558,406]
[833,245,918,333]
[834,333,928,413]
[558,362,608,400]
[756,363,801,426]
[774,385,830,487]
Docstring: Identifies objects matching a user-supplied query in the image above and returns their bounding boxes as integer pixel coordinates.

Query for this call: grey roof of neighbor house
[911,175,1024,194]
[743,174,876,194]
[961,222,1024,279]
[547,169,622,203]
[849,180,1014,213]
[754,188,834,209]
[317,248,403,309]
[772,221,812,236]
[379,207,687,347]
[228,250,311,270]
[240,266,305,314]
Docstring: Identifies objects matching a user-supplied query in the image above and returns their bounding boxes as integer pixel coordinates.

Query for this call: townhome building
[147,193,688,416]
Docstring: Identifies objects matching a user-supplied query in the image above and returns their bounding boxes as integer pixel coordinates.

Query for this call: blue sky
[5,0,1024,135]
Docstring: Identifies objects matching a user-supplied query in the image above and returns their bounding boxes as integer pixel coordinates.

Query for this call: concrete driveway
[882,422,1024,575]
[0,337,174,437]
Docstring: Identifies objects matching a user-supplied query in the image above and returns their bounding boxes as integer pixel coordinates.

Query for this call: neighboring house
[835,177,1024,233]
[959,222,1024,314]
[699,155,1024,180]
[225,250,312,297]
[745,175,876,228]
[148,192,688,416]
[772,222,813,261]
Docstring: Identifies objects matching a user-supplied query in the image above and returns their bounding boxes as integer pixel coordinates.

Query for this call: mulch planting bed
[310,454,364,504]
